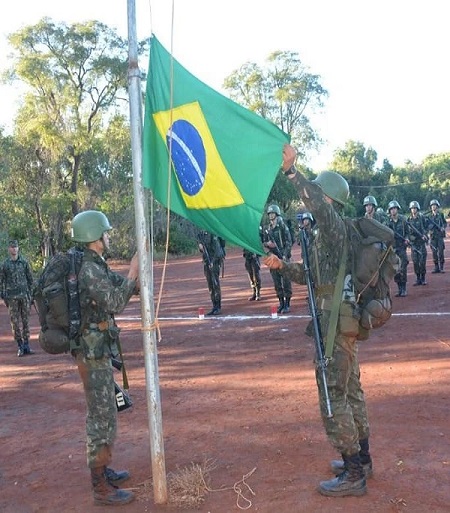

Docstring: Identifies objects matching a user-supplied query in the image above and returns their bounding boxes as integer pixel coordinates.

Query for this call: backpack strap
[324,235,348,359]
[67,249,82,342]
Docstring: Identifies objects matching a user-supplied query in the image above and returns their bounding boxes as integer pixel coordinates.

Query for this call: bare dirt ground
[1,242,450,513]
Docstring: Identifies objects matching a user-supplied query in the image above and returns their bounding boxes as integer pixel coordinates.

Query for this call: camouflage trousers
[315,332,369,457]
[430,237,445,266]
[7,297,30,342]
[204,260,222,308]
[411,243,427,276]
[76,353,117,468]
[244,256,261,291]
[270,268,292,300]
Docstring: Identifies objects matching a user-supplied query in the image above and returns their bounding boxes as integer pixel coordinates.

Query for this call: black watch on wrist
[283,165,296,177]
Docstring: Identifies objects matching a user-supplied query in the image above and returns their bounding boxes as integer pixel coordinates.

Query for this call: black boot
[276,298,285,314]
[91,466,134,505]
[440,263,445,273]
[283,297,291,313]
[22,339,35,355]
[248,289,257,301]
[319,453,367,497]
[330,438,373,478]
[255,288,261,301]
[105,467,130,485]
[400,284,407,297]
[395,284,402,297]
[432,264,440,273]
[413,274,421,286]
[17,340,24,357]
[207,306,221,315]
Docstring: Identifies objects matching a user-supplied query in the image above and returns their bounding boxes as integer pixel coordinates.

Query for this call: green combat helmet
[409,201,420,210]
[312,171,349,206]
[430,199,440,207]
[267,204,281,216]
[71,210,112,243]
[387,200,401,211]
[363,195,378,207]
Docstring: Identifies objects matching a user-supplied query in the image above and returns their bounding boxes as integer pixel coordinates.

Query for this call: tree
[3,18,134,256]
[223,50,328,160]
[223,50,328,222]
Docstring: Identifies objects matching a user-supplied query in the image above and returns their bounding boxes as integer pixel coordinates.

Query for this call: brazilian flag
[143,35,290,253]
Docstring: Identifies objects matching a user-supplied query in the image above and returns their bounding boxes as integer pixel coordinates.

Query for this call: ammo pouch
[338,301,360,337]
[359,297,392,331]
[82,320,120,360]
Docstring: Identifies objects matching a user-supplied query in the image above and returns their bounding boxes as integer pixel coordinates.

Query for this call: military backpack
[33,247,83,354]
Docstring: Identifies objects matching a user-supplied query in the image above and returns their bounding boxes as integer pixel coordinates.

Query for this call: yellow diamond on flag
[153,101,244,209]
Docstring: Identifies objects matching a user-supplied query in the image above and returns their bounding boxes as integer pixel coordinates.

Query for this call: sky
[1,0,449,171]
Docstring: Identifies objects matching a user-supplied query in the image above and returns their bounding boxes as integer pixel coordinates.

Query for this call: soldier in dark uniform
[243,249,262,301]
[263,204,293,313]
[71,210,139,506]
[427,199,447,273]
[297,212,316,259]
[363,196,387,224]
[407,201,428,285]
[197,231,225,315]
[0,240,34,356]
[387,201,410,297]
[264,144,375,498]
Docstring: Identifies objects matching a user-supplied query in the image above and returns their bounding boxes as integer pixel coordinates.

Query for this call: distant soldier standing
[297,212,316,258]
[197,231,225,315]
[243,249,262,301]
[427,199,447,273]
[387,201,410,297]
[407,201,428,285]
[363,196,387,224]
[0,240,34,356]
[263,204,293,313]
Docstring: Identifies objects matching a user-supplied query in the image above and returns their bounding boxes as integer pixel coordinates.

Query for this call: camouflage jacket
[388,215,409,251]
[263,217,293,259]
[427,212,447,239]
[0,255,33,299]
[277,172,350,336]
[78,249,137,359]
[197,232,225,265]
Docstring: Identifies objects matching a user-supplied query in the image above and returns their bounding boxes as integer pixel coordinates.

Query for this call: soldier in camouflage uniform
[363,196,387,225]
[243,248,262,301]
[0,240,34,356]
[264,144,372,498]
[427,199,447,273]
[263,204,293,313]
[387,201,410,297]
[407,201,429,285]
[71,210,139,506]
[197,231,225,315]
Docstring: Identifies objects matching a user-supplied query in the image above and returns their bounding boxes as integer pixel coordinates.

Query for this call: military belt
[87,320,111,331]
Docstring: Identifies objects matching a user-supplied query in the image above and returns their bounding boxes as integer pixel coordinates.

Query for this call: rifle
[198,232,220,289]
[426,214,446,234]
[264,229,284,259]
[111,357,133,412]
[393,231,421,255]
[299,228,333,418]
[406,219,429,243]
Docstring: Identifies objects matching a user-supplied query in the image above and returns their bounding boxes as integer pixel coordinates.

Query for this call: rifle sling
[324,236,348,359]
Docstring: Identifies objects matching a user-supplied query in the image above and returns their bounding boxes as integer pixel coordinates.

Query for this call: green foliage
[154,222,198,256]
[223,50,328,159]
